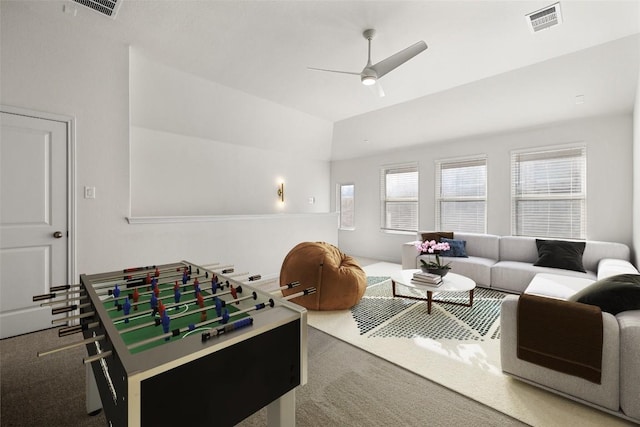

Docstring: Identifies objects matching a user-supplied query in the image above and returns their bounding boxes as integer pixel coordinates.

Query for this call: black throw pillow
[534,239,586,273]
[568,274,640,315]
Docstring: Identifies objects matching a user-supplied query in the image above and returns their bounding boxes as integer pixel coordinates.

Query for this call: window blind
[380,165,418,232]
[511,146,586,239]
[435,157,487,233]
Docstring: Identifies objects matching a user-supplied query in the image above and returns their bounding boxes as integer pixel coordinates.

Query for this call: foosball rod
[270,281,300,295]
[126,299,274,351]
[91,271,217,296]
[272,281,300,291]
[39,294,89,307]
[87,267,200,291]
[118,292,256,335]
[33,289,85,302]
[281,287,316,301]
[83,351,113,365]
[89,268,222,293]
[51,302,91,315]
[58,321,100,337]
[50,284,82,292]
[51,311,95,325]
[87,262,187,283]
[37,335,105,357]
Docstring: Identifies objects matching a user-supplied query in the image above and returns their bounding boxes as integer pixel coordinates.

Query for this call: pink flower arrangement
[415,240,452,270]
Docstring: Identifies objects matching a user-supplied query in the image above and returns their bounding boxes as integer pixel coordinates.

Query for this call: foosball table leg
[266,388,296,427]
[86,365,102,415]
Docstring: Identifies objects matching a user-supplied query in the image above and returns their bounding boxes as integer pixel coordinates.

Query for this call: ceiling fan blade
[307,67,360,76]
[370,40,427,79]
[368,81,385,98]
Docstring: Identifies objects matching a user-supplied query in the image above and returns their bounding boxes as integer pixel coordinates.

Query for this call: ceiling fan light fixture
[361,75,376,86]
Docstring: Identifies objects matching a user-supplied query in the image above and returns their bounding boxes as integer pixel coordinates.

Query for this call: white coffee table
[390,269,476,314]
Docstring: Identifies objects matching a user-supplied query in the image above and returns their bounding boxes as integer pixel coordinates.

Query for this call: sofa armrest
[597,258,639,280]
[618,310,640,419]
[500,295,621,410]
[401,241,420,269]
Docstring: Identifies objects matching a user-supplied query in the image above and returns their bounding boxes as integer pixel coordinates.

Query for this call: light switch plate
[84,186,96,199]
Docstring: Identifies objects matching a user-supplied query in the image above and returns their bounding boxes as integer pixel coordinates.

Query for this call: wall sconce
[277,183,284,202]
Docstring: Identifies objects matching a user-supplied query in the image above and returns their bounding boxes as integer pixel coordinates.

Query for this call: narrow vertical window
[339,184,355,230]
[511,146,586,239]
[380,164,418,232]
[435,157,487,233]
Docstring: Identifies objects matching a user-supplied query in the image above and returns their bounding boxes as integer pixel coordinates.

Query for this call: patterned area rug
[307,274,625,427]
[352,277,504,340]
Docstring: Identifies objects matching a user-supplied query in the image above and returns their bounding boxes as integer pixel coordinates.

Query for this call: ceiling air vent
[72,0,122,19]
[526,2,563,32]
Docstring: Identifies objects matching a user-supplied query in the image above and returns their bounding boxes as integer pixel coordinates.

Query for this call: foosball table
[34,260,313,427]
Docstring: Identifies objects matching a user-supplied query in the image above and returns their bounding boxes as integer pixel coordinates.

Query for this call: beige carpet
[307,262,633,427]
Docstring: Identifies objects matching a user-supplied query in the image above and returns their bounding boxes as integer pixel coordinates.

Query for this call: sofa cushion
[492,261,595,294]
[534,239,586,273]
[440,238,468,257]
[451,232,500,260]
[420,254,493,287]
[568,274,640,315]
[597,258,640,280]
[525,273,597,300]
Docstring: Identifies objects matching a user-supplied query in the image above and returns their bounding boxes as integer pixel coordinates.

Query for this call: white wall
[0,2,337,277]
[633,66,640,267]
[130,51,332,216]
[333,114,634,263]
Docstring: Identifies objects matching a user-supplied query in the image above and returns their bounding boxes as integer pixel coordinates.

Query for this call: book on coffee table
[411,271,443,286]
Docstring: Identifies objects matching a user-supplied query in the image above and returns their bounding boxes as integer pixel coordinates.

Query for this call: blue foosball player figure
[123,297,131,323]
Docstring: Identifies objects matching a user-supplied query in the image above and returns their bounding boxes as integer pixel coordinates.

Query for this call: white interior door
[1,111,68,338]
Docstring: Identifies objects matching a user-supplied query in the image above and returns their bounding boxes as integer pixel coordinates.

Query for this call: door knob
[53,231,64,239]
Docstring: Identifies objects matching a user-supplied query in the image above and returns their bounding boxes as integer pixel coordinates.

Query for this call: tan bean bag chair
[280,242,366,310]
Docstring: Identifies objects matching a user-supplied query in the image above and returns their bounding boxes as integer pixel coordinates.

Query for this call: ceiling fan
[308,29,427,97]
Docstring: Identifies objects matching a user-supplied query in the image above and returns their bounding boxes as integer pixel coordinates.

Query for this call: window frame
[434,155,488,233]
[380,163,419,233]
[511,145,587,239]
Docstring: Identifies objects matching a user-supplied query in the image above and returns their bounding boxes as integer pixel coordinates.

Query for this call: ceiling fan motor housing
[361,67,377,85]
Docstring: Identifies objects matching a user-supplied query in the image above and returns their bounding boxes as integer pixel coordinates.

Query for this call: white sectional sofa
[402,231,639,422]
[501,259,640,423]
[401,232,631,293]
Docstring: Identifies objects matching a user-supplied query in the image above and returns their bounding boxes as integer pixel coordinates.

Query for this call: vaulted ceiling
[16,0,640,159]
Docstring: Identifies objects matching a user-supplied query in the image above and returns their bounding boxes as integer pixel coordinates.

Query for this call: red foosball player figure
[196,293,205,309]
[153,285,160,298]
[200,310,207,322]
[230,284,238,304]
[154,267,160,277]
[158,300,166,318]
[132,287,140,311]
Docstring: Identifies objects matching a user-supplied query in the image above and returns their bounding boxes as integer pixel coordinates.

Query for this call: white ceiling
[17,0,640,159]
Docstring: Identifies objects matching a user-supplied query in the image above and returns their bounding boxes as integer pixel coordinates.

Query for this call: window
[339,184,355,230]
[511,146,586,239]
[380,164,418,232]
[435,157,487,233]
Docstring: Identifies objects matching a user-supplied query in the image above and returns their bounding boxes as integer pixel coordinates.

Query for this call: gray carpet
[1,326,528,426]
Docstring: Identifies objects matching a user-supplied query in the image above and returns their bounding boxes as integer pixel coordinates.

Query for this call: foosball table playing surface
[38,260,308,427]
